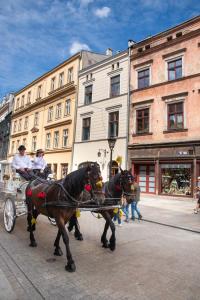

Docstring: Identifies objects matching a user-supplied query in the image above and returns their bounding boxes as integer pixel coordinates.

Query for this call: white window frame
[51,77,56,91]
[32,136,37,151]
[135,64,152,89]
[27,91,31,104]
[62,129,68,147]
[59,72,64,87]
[68,67,73,83]
[55,103,62,119]
[37,85,42,99]
[13,120,17,133]
[164,97,186,131]
[46,133,51,149]
[18,119,22,131]
[132,103,152,135]
[48,106,53,122]
[54,131,59,148]
[64,99,71,116]
[164,54,184,81]
[34,112,39,126]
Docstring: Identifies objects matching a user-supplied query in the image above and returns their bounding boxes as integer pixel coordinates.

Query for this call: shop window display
[161,164,191,196]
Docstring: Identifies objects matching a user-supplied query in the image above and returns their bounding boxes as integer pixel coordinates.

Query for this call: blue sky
[0,0,199,98]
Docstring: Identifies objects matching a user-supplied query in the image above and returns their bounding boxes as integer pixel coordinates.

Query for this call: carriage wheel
[48,217,56,226]
[3,198,16,233]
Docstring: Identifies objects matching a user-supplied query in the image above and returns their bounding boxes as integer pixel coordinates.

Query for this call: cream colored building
[72,50,129,181]
[8,51,107,179]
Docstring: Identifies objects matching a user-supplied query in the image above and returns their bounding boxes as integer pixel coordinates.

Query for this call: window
[46,133,51,149]
[11,141,15,154]
[82,117,91,141]
[136,108,149,134]
[37,85,42,99]
[68,67,73,83]
[168,102,183,130]
[116,62,120,68]
[24,116,28,130]
[18,119,22,131]
[55,103,62,119]
[34,112,39,126]
[110,75,120,97]
[62,129,68,147]
[48,106,53,121]
[54,131,59,148]
[27,91,31,104]
[64,99,71,115]
[108,111,119,138]
[13,121,17,133]
[61,164,68,178]
[138,68,149,89]
[51,77,56,91]
[16,98,20,110]
[85,85,92,105]
[21,95,25,107]
[59,72,64,87]
[32,136,37,151]
[16,140,20,151]
[22,138,27,147]
[168,58,182,80]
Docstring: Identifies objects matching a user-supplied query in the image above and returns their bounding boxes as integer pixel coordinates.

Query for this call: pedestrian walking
[130,181,142,221]
[194,176,200,214]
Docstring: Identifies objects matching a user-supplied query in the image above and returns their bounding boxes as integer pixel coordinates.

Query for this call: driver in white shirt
[11,145,34,181]
[32,149,48,178]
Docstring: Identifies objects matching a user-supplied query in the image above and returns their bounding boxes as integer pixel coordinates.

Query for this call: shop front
[129,141,200,197]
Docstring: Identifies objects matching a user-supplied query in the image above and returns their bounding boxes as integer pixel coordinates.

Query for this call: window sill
[163,128,188,134]
[132,132,153,137]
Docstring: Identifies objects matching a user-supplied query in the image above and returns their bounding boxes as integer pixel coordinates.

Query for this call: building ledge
[163,128,188,134]
[44,119,72,130]
[48,82,75,96]
[11,131,29,138]
[132,132,153,137]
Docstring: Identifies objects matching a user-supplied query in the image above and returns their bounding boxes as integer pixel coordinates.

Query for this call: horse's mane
[105,173,122,198]
[63,167,88,197]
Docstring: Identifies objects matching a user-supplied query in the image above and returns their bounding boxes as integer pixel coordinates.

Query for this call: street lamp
[108,137,116,180]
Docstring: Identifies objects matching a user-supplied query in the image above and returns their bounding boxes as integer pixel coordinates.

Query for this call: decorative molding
[48,82,74,95]
[163,128,188,134]
[162,92,188,100]
[132,132,153,137]
[105,104,122,111]
[83,78,95,85]
[162,48,186,59]
[11,131,29,138]
[107,68,123,76]
[44,119,72,130]
[78,93,128,109]
[133,59,153,69]
[80,111,93,117]
[132,99,154,106]
[31,127,39,133]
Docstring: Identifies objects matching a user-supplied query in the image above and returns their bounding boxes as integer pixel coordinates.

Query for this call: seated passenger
[11,145,34,181]
[32,149,51,179]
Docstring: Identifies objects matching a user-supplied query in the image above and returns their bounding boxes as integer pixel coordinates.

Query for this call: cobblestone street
[0,197,200,300]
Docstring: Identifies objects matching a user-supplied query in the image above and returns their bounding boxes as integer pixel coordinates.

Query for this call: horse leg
[27,210,37,247]
[101,211,116,251]
[100,216,110,248]
[54,229,63,256]
[57,219,76,272]
[74,217,83,241]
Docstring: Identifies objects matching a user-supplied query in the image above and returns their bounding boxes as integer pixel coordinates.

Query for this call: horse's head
[119,168,135,204]
[85,163,105,204]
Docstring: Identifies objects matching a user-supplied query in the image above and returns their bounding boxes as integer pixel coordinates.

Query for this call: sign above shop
[177,151,189,156]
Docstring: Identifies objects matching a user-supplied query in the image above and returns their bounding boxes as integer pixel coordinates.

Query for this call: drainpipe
[70,53,81,172]
[125,40,135,169]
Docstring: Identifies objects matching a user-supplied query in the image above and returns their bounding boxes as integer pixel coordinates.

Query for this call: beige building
[8,51,107,179]
[129,15,200,197]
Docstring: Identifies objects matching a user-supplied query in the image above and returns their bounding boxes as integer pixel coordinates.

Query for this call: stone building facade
[72,50,129,181]
[8,51,107,179]
[129,16,200,197]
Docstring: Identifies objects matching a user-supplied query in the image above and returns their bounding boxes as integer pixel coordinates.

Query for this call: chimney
[106,48,113,56]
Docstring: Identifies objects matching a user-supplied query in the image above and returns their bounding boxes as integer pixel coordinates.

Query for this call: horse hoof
[75,233,83,241]
[54,247,63,256]
[109,243,116,251]
[65,263,76,272]
[29,241,37,247]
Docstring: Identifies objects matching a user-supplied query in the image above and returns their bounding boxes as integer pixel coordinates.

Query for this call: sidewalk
[139,194,200,233]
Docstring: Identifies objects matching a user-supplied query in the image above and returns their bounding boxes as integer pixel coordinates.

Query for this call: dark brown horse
[68,169,134,251]
[26,163,104,272]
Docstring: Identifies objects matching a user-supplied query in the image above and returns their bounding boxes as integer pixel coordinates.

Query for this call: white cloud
[69,41,91,55]
[94,6,111,18]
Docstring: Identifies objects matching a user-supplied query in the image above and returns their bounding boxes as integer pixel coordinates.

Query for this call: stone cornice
[12,83,76,118]
[162,48,187,59]
[132,99,154,106]
[44,119,72,130]
[162,92,188,100]
[131,28,200,60]
[133,60,153,69]
[11,131,29,138]
[128,139,200,149]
